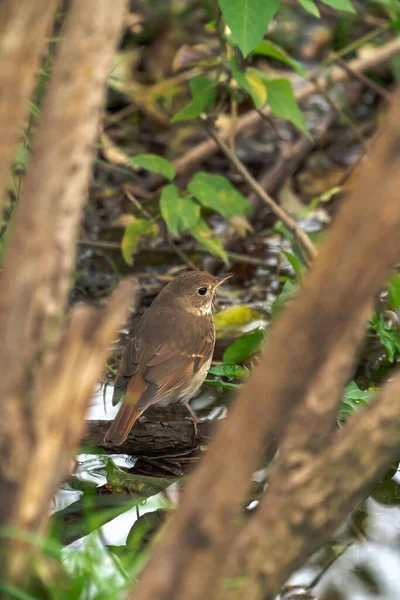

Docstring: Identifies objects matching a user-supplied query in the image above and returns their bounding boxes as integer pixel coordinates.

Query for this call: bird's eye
[198,287,207,296]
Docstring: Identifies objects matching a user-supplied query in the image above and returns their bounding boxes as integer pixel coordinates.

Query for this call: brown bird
[105,270,232,445]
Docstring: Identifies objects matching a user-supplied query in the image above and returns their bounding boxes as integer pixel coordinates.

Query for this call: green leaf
[252,41,306,76]
[271,281,297,317]
[223,329,264,363]
[204,379,242,391]
[388,273,400,311]
[338,381,375,422]
[230,58,268,108]
[281,251,304,278]
[121,218,159,266]
[160,185,200,236]
[190,218,229,264]
[209,363,249,380]
[130,154,175,181]
[106,459,176,498]
[172,75,216,122]
[188,172,251,219]
[296,0,320,17]
[263,78,309,136]
[371,313,400,362]
[214,305,265,333]
[320,0,355,13]
[219,0,280,57]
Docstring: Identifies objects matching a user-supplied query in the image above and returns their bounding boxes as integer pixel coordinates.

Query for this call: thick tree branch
[223,371,400,599]
[0,0,128,584]
[0,0,57,211]
[128,90,400,600]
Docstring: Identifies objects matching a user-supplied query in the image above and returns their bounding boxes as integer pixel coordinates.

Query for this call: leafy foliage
[188,172,251,219]
[223,328,264,363]
[160,185,200,236]
[130,154,175,181]
[337,381,375,422]
[190,219,229,264]
[208,363,249,379]
[121,219,159,266]
[371,313,400,362]
[172,75,216,122]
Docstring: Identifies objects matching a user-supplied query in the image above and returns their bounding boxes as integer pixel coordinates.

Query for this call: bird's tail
[104,404,143,446]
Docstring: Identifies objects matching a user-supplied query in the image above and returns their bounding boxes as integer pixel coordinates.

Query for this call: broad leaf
[223,329,264,363]
[204,379,241,391]
[371,313,400,362]
[208,363,249,379]
[172,75,216,122]
[320,0,355,13]
[281,251,304,278]
[190,219,229,264]
[214,305,264,333]
[160,185,200,236]
[271,281,297,317]
[188,172,251,219]
[231,58,267,108]
[106,459,176,497]
[121,218,159,266]
[253,41,306,76]
[297,0,320,16]
[264,78,309,136]
[219,0,280,57]
[130,154,175,181]
[338,381,375,422]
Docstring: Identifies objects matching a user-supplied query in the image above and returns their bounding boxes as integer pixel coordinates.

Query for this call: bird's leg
[183,402,200,438]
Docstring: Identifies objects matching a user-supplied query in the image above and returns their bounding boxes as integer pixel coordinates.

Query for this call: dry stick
[172,37,400,178]
[0,0,128,581]
[0,0,57,213]
[78,238,275,268]
[129,89,400,600]
[334,54,392,101]
[225,371,400,600]
[203,120,317,264]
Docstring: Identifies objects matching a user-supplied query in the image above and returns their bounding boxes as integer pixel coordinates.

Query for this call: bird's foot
[137,415,151,429]
[183,402,200,439]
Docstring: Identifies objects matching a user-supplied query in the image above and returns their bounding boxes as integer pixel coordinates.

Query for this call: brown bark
[0,0,128,584]
[223,371,400,600]
[0,0,57,211]
[83,418,215,456]
[129,89,400,600]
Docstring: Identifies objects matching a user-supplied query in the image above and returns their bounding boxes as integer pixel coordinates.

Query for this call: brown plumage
[105,270,231,445]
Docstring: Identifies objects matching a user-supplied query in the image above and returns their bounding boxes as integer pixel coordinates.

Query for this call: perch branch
[82,418,215,456]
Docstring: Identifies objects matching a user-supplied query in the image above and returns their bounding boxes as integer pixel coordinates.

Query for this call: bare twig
[202,119,317,264]
[333,54,392,102]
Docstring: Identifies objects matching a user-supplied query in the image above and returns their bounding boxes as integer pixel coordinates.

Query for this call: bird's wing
[135,336,213,410]
[111,328,145,406]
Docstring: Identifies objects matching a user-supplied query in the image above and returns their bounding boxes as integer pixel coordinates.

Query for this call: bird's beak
[214,273,233,288]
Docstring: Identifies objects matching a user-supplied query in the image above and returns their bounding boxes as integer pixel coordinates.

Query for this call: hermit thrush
[105,270,232,445]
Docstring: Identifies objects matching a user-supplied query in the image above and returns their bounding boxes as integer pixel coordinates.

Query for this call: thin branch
[202,118,317,264]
